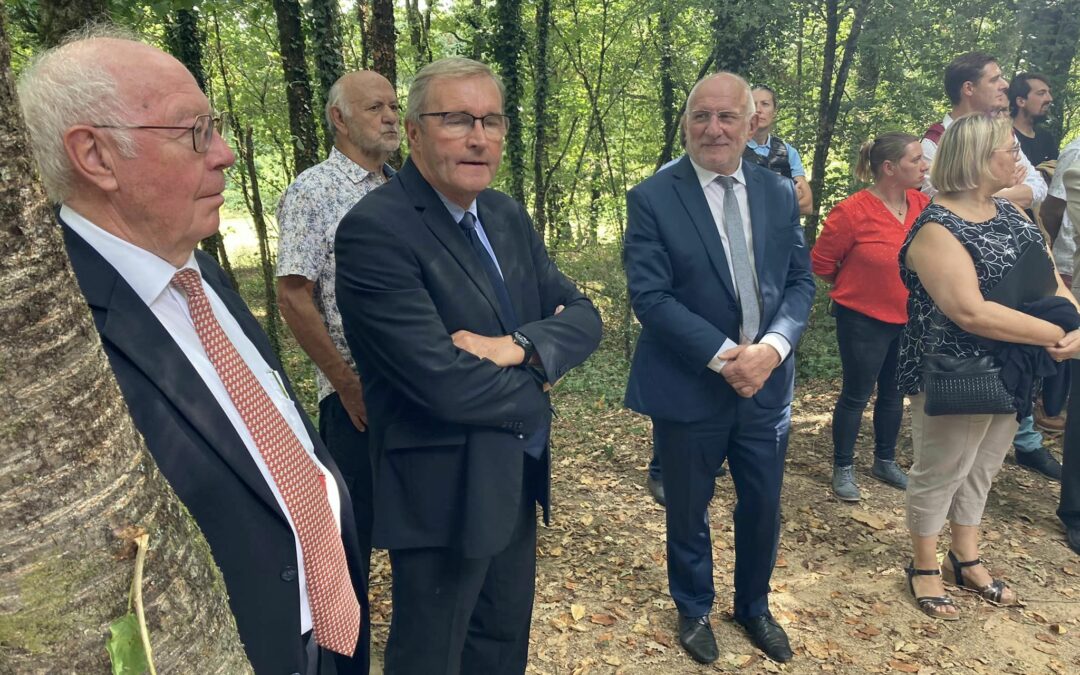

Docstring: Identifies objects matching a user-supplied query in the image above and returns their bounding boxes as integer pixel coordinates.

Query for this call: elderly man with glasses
[18,32,370,674]
[334,57,601,674]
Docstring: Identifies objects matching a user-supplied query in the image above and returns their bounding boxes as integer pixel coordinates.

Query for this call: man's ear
[330,105,349,139]
[405,119,420,149]
[64,126,120,192]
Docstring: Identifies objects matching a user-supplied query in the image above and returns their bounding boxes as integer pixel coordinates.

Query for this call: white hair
[17,24,140,202]
[405,57,505,124]
[684,71,757,119]
[325,78,348,140]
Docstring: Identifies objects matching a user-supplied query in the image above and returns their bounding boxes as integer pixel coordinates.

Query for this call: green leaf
[106,613,149,675]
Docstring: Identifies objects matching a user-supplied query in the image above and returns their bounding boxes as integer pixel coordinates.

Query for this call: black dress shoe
[1067,527,1080,555]
[736,614,793,663]
[678,615,718,664]
[647,474,666,507]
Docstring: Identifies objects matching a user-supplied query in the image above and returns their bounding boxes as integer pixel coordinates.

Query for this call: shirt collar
[433,190,478,225]
[327,146,383,185]
[746,134,773,150]
[943,113,955,129]
[688,157,746,190]
[60,204,198,306]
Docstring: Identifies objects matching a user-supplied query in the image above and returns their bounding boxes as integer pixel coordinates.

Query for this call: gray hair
[17,24,139,202]
[684,71,757,120]
[405,57,505,125]
[325,78,348,141]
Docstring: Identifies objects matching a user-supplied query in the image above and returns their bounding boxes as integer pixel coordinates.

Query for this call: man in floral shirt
[276,70,400,586]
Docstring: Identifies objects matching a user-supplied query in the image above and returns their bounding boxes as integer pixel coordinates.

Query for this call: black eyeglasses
[418,111,511,140]
[92,112,231,153]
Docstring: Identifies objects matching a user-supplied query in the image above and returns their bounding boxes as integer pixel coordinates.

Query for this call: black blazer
[62,223,368,675]
[335,158,602,558]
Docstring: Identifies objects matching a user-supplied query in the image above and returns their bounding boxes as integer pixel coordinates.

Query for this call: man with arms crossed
[624,72,814,664]
[19,33,369,673]
[335,57,602,674]
[277,70,399,586]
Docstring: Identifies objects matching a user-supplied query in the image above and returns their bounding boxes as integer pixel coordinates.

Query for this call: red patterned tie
[171,268,360,656]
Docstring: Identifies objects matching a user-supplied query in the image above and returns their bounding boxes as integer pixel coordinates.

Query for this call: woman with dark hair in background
[812,133,930,501]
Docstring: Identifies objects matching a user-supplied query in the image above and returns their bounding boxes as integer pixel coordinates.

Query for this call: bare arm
[905,223,1064,346]
[1040,195,1066,243]
[794,176,813,216]
[277,275,367,430]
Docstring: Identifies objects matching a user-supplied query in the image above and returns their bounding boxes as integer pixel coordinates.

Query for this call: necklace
[870,188,906,218]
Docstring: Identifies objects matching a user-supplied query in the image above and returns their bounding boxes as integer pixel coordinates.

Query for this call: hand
[1010,162,1026,188]
[1047,328,1080,362]
[452,330,524,367]
[337,377,368,431]
[718,343,782,398]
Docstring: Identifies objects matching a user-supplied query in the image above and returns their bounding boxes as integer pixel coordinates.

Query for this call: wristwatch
[511,331,536,364]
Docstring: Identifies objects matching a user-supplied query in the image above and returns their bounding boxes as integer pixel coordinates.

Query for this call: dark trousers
[1059,361,1080,530]
[832,305,904,466]
[383,487,537,675]
[319,393,374,584]
[654,397,790,621]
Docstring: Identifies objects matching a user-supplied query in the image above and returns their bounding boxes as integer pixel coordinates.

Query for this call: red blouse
[811,189,930,325]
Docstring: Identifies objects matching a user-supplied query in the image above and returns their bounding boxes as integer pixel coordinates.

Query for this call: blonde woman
[897,114,1080,619]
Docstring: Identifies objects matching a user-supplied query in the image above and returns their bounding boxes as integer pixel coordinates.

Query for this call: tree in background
[310,0,346,154]
[271,0,319,174]
[38,0,108,47]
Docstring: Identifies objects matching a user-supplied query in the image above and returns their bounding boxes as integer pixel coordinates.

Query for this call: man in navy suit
[624,72,814,664]
[19,33,368,674]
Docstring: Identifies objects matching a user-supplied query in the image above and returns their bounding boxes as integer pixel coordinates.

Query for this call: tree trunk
[494,0,526,205]
[310,0,346,155]
[271,0,320,173]
[405,0,432,64]
[370,0,397,88]
[532,0,552,238]
[0,14,251,672]
[38,0,108,47]
[656,3,676,168]
[354,0,371,69]
[470,0,486,60]
[805,0,872,245]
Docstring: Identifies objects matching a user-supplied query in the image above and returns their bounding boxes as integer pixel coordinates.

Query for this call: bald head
[682,72,759,175]
[325,70,400,169]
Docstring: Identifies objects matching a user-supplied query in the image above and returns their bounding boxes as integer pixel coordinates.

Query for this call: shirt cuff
[760,332,792,362]
[707,338,739,372]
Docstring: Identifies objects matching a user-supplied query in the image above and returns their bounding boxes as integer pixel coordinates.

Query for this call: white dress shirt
[62,205,340,635]
[687,160,792,372]
[921,113,1047,203]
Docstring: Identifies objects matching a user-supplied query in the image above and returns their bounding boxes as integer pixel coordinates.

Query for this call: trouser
[905,394,1019,536]
[1013,415,1044,454]
[832,305,904,466]
[303,630,341,675]
[1058,361,1080,529]
[319,392,374,584]
[654,397,789,621]
[383,484,537,675]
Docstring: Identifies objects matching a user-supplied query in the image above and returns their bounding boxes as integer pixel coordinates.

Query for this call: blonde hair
[930,113,1013,194]
[854,132,918,183]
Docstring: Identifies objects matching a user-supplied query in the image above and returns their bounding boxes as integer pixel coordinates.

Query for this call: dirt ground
[366,380,1080,674]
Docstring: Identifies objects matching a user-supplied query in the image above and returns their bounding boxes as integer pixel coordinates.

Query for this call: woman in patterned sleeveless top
[897,114,1080,620]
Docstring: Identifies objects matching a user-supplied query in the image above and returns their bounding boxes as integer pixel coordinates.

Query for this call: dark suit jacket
[335,158,602,559]
[62,223,368,675]
[624,157,815,422]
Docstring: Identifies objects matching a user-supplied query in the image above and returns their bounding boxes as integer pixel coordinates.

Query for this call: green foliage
[106,613,150,675]
[795,279,842,382]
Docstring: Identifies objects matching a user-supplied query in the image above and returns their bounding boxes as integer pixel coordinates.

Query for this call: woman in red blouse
[812,132,930,501]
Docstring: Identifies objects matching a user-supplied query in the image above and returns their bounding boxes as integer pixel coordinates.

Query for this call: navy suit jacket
[62,223,369,675]
[335,158,602,559]
[624,157,815,422]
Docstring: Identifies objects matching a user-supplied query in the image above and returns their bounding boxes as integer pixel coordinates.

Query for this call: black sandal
[942,550,1019,606]
[905,562,960,621]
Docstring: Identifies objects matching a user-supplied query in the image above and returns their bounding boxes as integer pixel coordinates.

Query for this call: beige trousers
[906,394,1019,537]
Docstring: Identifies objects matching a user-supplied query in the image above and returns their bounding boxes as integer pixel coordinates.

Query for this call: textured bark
[494,0,526,204]
[310,0,346,154]
[354,0,371,69]
[656,4,676,169]
[38,0,108,47]
[404,0,432,64]
[370,0,397,87]
[0,14,250,672]
[532,0,552,238]
[271,0,320,173]
[709,0,771,76]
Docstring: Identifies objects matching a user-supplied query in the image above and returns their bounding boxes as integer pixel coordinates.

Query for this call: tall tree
[370,0,397,87]
[310,0,346,154]
[38,0,107,47]
[404,0,432,64]
[494,0,526,204]
[532,0,553,238]
[271,0,320,173]
[710,0,771,76]
[0,12,251,671]
[655,2,676,169]
[805,0,872,244]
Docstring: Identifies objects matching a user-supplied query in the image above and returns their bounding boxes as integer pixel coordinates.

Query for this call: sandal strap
[979,579,1009,604]
[907,566,941,576]
[953,557,982,568]
[916,595,955,609]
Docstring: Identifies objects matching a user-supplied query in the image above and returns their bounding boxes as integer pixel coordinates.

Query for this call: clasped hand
[1046,328,1080,362]
[718,343,781,398]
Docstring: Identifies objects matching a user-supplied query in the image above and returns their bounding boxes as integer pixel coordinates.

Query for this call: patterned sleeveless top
[896,198,1048,394]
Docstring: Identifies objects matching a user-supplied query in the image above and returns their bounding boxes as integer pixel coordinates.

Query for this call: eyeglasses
[92,112,231,153]
[994,143,1022,160]
[687,110,748,128]
[419,111,511,140]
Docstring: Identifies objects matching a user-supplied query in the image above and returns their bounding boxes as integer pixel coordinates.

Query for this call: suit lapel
[671,157,738,301]
[62,225,287,521]
[399,159,515,331]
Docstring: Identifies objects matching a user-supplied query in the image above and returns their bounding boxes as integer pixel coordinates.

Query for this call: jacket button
[517,433,525,439]
[280,565,298,582]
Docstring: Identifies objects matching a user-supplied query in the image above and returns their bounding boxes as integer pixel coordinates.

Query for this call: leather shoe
[1067,527,1080,555]
[1015,446,1063,481]
[736,614,793,663]
[677,615,718,664]
[647,474,666,507]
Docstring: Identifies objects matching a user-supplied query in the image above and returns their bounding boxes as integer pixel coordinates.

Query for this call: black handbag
[921,236,1057,416]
